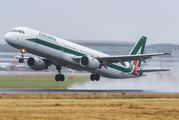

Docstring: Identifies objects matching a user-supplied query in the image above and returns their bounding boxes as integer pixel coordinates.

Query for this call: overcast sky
[0,0,179,45]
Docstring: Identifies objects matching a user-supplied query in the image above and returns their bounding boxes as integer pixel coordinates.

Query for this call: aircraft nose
[4,33,11,43]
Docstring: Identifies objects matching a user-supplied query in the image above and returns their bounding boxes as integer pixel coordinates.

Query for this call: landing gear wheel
[95,74,100,81]
[19,58,24,63]
[55,66,65,82]
[55,74,60,82]
[59,74,65,81]
[90,74,100,81]
[19,49,26,63]
[90,74,95,81]
[19,58,22,63]
[55,74,65,82]
[22,58,24,63]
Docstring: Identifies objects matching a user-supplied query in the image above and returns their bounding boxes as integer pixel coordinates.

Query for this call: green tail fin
[129,36,147,67]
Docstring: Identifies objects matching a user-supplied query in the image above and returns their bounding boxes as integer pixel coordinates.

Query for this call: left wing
[14,55,53,66]
[14,55,29,59]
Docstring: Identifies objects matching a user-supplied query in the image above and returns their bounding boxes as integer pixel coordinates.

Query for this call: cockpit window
[9,29,25,34]
[18,30,22,33]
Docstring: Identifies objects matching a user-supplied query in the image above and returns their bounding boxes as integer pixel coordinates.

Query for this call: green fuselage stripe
[26,38,133,73]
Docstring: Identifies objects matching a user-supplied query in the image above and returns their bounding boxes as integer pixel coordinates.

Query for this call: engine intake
[27,57,47,70]
[80,56,100,70]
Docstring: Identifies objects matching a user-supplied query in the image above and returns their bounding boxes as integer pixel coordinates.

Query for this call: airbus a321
[4,27,170,81]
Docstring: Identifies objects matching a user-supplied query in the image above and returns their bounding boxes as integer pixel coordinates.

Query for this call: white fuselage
[4,27,138,79]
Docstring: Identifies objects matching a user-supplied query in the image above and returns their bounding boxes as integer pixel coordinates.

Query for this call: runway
[0,88,178,94]
[0,71,179,94]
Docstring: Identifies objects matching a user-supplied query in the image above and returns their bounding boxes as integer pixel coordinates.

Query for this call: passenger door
[60,41,64,52]
[29,29,38,50]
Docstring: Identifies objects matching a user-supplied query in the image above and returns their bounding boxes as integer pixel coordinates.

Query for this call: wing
[14,55,53,66]
[14,55,29,59]
[137,68,170,73]
[97,52,171,66]
[14,55,47,61]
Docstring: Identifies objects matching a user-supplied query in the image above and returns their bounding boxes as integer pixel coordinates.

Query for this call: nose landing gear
[19,58,24,63]
[19,49,26,63]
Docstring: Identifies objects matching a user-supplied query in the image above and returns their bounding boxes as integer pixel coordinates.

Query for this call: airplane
[161,59,166,69]
[4,27,170,81]
[159,59,172,76]
[0,58,16,71]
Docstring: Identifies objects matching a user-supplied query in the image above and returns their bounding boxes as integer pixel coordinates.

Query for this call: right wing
[73,52,171,67]
[97,52,171,65]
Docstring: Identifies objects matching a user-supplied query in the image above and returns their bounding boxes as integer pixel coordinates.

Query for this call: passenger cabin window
[9,29,25,34]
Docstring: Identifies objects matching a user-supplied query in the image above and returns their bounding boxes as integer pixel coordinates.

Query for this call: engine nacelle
[27,57,47,70]
[80,56,100,70]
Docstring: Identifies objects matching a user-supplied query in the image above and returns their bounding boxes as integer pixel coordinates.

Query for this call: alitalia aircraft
[4,27,170,81]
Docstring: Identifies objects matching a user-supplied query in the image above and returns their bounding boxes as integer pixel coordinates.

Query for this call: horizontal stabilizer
[137,68,170,73]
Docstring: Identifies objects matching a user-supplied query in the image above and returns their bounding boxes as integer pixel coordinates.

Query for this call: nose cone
[4,33,11,43]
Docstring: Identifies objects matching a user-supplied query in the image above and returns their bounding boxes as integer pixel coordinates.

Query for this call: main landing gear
[90,74,100,81]
[55,66,65,82]
[19,49,26,63]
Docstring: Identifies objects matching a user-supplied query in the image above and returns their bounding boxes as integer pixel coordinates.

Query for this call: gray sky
[0,0,179,45]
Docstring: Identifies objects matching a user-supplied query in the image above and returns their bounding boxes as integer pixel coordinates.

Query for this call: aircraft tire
[90,74,95,81]
[95,74,100,81]
[21,58,24,63]
[19,58,24,63]
[59,74,65,81]
[19,58,22,63]
[55,74,60,82]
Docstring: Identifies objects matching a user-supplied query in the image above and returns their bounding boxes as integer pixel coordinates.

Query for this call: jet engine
[27,57,47,70]
[80,56,100,70]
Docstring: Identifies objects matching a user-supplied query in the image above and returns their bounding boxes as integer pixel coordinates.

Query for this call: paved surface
[0,88,178,94]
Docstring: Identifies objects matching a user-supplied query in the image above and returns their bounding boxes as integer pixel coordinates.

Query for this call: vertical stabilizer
[129,36,147,67]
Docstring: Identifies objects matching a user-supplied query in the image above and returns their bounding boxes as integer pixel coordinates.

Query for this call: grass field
[0,74,88,88]
[1,74,179,119]
[0,98,179,120]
